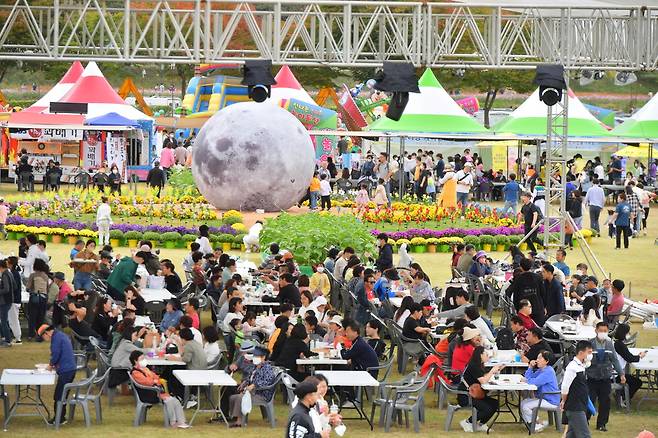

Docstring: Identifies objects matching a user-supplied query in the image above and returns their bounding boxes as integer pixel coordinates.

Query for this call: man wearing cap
[455,162,474,213]
[38,324,76,425]
[286,379,330,438]
[106,251,148,301]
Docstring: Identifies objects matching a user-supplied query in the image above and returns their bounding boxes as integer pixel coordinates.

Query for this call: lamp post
[168,84,175,116]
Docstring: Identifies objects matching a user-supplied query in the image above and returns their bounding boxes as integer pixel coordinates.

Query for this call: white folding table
[1,369,57,431]
[144,357,186,367]
[482,374,537,433]
[297,357,348,374]
[486,350,529,368]
[629,348,658,409]
[173,370,237,425]
[545,321,596,341]
[317,370,380,429]
[140,288,174,303]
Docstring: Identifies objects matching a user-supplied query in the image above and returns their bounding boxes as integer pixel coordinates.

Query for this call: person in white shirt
[202,326,222,364]
[195,224,213,255]
[243,221,263,253]
[465,305,495,344]
[96,196,113,246]
[19,234,42,278]
[222,297,245,333]
[594,160,605,181]
[584,179,606,236]
[319,174,332,211]
[560,341,593,438]
[455,162,474,213]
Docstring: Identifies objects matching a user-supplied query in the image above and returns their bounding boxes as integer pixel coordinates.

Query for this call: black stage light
[242,60,277,103]
[374,62,420,121]
[534,64,567,107]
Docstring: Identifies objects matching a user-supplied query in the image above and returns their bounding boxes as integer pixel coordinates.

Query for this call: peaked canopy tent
[24,61,83,113]
[86,112,141,128]
[268,65,315,105]
[611,93,658,140]
[367,68,490,135]
[492,88,611,138]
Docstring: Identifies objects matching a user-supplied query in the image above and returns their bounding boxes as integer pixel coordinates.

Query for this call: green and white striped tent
[611,92,658,140]
[367,68,489,134]
[492,88,610,137]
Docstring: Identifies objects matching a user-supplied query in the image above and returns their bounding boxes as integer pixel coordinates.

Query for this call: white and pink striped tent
[24,61,83,113]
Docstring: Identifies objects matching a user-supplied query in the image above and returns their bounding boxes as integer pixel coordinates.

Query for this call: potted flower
[5,224,18,241]
[436,237,451,253]
[182,233,197,249]
[233,234,245,250]
[426,237,440,253]
[64,228,80,245]
[463,235,480,249]
[109,229,124,247]
[222,209,243,225]
[50,227,65,244]
[480,235,495,252]
[142,231,161,247]
[409,237,427,253]
[218,233,233,252]
[509,235,521,247]
[495,235,510,252]
[124,231,142,248]
[162,231,182,249]
[36,226,51,242]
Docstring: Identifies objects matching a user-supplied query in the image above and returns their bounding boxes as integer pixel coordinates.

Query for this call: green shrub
[162,232,182,242]
[124,231,142,240]
[182,234,197,242]
[109,229,124,239]
[142,231,161,242]
[234,234,246,244]
[495,235,510,245]
[509,235,521,244]
[463,235,480,246]
[260,213,376,265]
[480,234,495,245]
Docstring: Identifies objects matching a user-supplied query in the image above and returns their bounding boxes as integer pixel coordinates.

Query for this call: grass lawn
[1,207,658,436]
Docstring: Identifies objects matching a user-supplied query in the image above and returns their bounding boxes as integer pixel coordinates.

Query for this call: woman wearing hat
[437,163,457,209]
[469,251,492,278]
[227,346,277,428]
[451,326,482,378]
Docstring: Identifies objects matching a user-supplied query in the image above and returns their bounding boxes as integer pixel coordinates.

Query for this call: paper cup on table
[318,351,325,359]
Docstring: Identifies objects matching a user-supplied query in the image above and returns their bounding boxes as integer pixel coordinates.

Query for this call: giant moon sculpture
[192,102,315,211]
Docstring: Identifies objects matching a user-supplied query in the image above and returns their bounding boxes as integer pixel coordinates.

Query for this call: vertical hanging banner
[106,132,128,182]
[82,131,102,168]
[279,98,338,160]
[491,143,508,173]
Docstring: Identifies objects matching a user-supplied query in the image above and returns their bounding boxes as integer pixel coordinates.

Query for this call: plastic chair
[438,377,478,431]
[54,370,98,429]
[527,391,563,434]
[370,371,418,428]
[281,373,300,404]
[74,352,92,377]
[383,366,436,432]
[128,374,170,427]
[145,301,166,325]
[244,369,283,427]
[0,384,8,421]
[72,368,111,424]
[74,172,91,189]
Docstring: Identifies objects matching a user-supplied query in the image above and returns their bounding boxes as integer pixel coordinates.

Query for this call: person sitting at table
[469,250,492,278]
[410,271,434,302]
[267,315,289,353]
[110,325,145,388]
[394,296,415,327]
[456,244,477,274]
[402,302,432,354]
[276,323,317,381]
[606,279,626,322]
[299,289,317,318]
[202,325,221,365]
[222,296,244,332]
[278,273,302,307]
[310,263,330,297]
[178,315,202,344]
[124,285,146,316]
[517,299,538,330]
[138,242,161,276]
[451,326,481,378]
[436,289,471,320]
[520,349,560,432]
[160,260,182,296]
[374,268,405,303]
[271,320,294,362]
[37,324,77,426]
[129,350,190,428]
[612,323,644,401]
[510,315,530,354]
[341,319,380,377]
[579,295,602,327]
[91,295,119,344]
[522,327,552,364]
[464,305,495,344]
[106,251,148,301]
[217,287,241,325]
[228,346,277,428]
[190,251,207,291]
[365,319,386,359]
[97,251,113,280]
[304,314,327,341]
[67,300,102,343]
[185,297,200,330]
[169,328,207,370]
[541,264,565,318]
[160,299,184,333]
[440,318,470,369]
[457,345,504,432]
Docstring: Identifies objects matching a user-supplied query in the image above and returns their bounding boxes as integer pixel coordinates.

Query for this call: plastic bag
[241,390,252,416]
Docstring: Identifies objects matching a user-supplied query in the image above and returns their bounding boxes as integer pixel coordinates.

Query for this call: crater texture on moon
[192,102,315,211]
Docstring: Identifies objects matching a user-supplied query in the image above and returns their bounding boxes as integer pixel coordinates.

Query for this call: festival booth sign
[279,98,337,159]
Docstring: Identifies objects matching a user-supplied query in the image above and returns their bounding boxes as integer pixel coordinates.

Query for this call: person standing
[96,196,112,246]
[309,172,321,211]
[0,260,14,347]
[520,192,542,253]
[625,185,642,235]
[437,164,457,209]
[319,174,332,211]
[585,179,605,236]
[38,324,77,425]
[541,264,565,318]
[375,152,392,206]
[561,340,593,438]
[6,257,22,344]
[374,233,393,272]
[146,161,167,197]
[285,379,330,438]
[174,142,187,165]
[159,143,176,178]
[0,198,8,239]
[611,192,632,249]
[502,173,521,215]
[455,162,474,213]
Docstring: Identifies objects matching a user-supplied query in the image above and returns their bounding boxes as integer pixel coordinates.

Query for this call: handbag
[468,383,485,400]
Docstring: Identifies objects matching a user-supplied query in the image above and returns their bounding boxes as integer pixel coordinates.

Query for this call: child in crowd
[374,178,388,206]
[319,174,332,211]
[355,184,370,210]
[604,209,616,238]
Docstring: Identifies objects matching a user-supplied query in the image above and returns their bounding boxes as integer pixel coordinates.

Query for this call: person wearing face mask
[129,350,190,428]
[586,322,624,432]
[310,263,330,297]
[561,340,594,438]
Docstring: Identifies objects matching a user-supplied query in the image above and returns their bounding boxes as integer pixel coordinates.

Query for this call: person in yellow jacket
[309,172,321,210]
[437,164,457,209]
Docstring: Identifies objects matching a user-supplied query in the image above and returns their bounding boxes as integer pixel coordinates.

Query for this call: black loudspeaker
[385,92,409,121]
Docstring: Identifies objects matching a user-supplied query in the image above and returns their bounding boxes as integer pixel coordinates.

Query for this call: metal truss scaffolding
[0,0,657,69]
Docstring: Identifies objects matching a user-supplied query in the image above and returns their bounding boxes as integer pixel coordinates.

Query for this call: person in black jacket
[277,273,301,307]
[0,260,14,346]
[506,258,546,327]
[6,257,22,344]
[161,261,182,296]
[522,327,553,364]
[613,323,645,401]
[341,319,379,377]
[375,233,393,272]
[286,379,329,438]
[541,264,565,318]
[146,161,167,197]
[275,323,316,381]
